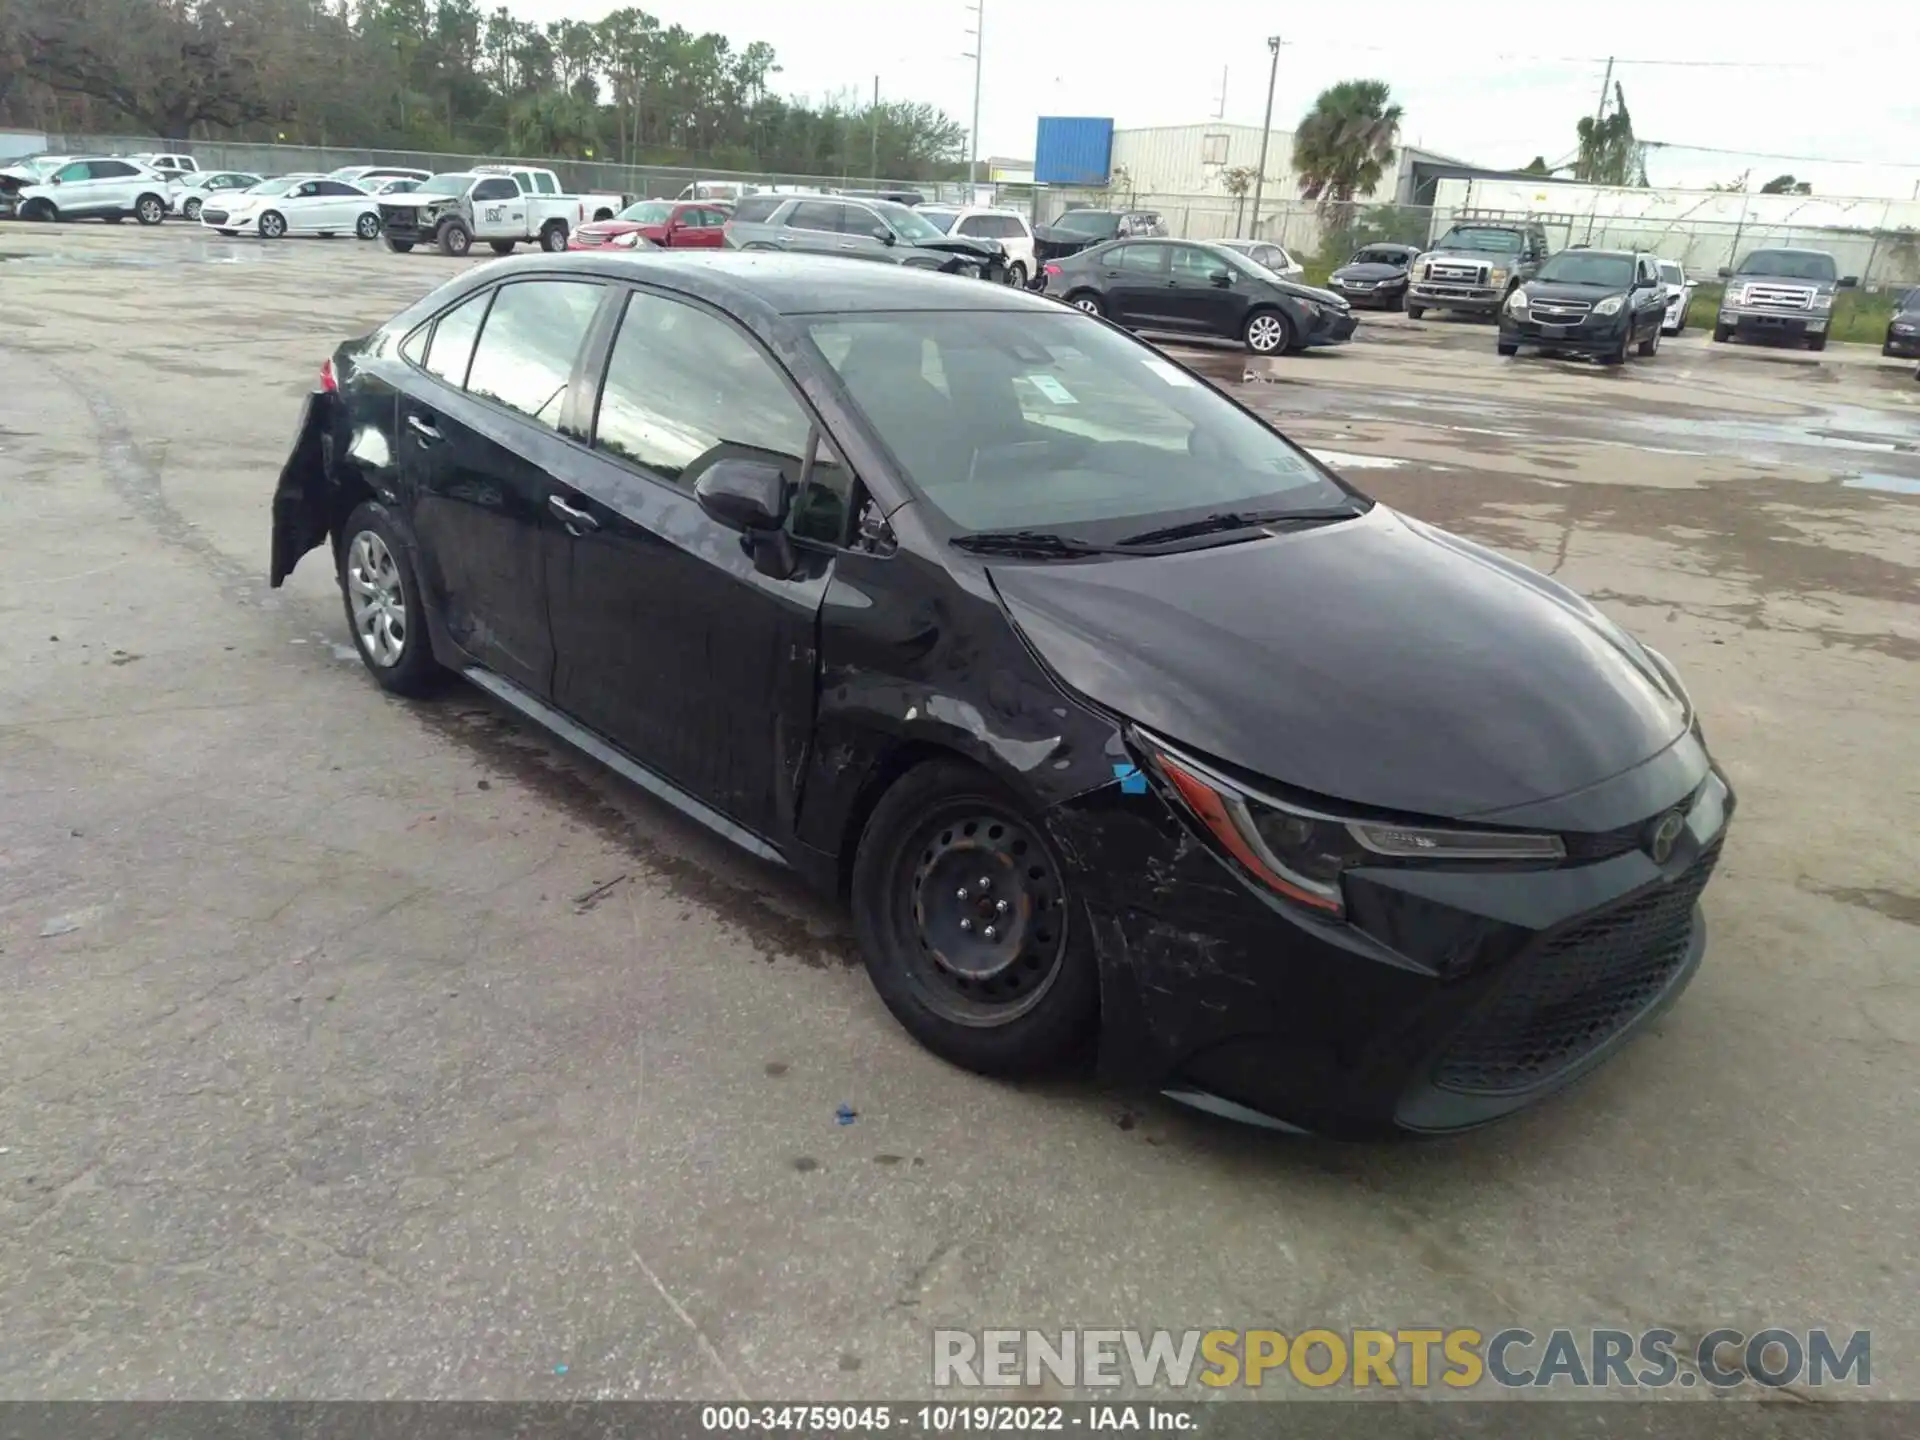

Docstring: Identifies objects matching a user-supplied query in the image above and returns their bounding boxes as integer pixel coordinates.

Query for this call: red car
[568,199,731,251]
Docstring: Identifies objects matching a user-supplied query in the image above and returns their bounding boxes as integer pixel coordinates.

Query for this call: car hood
[1521,279,1630,302]
[1263,277,1348,308]
[378,194,453,211]
[986,504,1687,819]
[1425,246,1525,265]
[910,234,1002,261]
[578,220,657,238]
[1332,263,1408,282]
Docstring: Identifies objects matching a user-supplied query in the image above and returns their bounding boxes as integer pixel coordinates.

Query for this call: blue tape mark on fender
[1113,763,1147,795]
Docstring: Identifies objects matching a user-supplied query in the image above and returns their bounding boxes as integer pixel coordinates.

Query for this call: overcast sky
[515,0,1920,200]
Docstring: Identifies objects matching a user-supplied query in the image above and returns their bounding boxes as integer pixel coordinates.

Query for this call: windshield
[417,173,476,197]
[16,157,65,179]
[874,201,946,244]
[326,167,365,179]
[1435,226,1524,254]
[1352,247,1407,265]
[1535,252,1634,287]
[805,311,1355,538]
[1735,250,1837,281]
[1209,246,1278,280]
[917,209,960,233]
[1051,210,1120,239]
[617,201,673,224]
[239,179,294,196]
[1658,261,1683,284]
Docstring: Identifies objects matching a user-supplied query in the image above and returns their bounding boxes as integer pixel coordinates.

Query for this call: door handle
[406,413,442,444]
[548,494,600,534]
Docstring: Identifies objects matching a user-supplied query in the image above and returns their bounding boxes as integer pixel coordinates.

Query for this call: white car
[7,156,171,225]
[1215,238,1307,284]
[199,175,382,240]
[1658,259,1697,334]
[169,170,263,221]
[329,164,433,188]
[916,205,1037,287]
[129,152,199,180]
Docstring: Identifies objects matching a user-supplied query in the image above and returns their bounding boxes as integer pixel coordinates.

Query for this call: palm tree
[1291,80,1403,216]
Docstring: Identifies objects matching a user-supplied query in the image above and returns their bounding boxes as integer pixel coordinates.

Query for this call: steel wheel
[346,530,408,668]
[898,805,1069,1027]
[1245,310,1289,354]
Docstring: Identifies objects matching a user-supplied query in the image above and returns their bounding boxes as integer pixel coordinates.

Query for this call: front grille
[201,209,229,225]
[1431,261,1486,284]
[1433,843,1721,1095]
[1742,283,1813,310]
[1341,279,1377,290]
[379,205,426,236]
[1530,299,1593,321]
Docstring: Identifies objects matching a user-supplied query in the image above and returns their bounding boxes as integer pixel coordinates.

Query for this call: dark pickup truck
[1408,221,1551,319]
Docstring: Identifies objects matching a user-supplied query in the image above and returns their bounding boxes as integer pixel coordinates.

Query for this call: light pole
[1246,36,1282,240]
[963,0,984,190]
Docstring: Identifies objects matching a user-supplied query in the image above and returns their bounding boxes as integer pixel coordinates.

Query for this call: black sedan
[272,252,1731,1138]
[1498,248,1671,363]
[1884,289,1920,358]
[1326,243,1420,310]
[1040,238,1357,355]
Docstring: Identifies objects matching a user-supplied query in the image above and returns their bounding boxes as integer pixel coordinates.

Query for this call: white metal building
[1108,122,1406,206]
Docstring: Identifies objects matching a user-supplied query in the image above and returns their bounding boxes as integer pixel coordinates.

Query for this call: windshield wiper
[949,529,1118,559]
[1115,506,1358,548]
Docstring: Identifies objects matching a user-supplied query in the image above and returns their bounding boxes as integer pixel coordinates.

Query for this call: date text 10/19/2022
[700,1406,1192,1432]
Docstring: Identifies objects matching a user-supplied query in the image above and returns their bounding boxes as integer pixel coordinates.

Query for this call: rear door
[781,199,848,255]
[400,277,608,696]
[544,286,838,836]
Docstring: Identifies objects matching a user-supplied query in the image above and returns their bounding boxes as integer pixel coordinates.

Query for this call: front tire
[1497,340,1519,357]
[135,194,166,226]
[1807,333,1827,352]
[850,759,1098,1077]
[385,237,415,253]
[182,197,203,221]
[539,221,569,253]
[1004,261,1027,288]
[1406,304,1426,320]
[1637,325,1660,358]
[21,198,57,223]
[1713,323,1731,343]
[338,502,442,697]
[437,219,472,256]
[1243,308,1293,355]
[258,210,286,239]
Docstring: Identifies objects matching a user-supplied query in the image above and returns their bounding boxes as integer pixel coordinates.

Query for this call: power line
[1642,139,1920,169]
[1278,39,1828,70]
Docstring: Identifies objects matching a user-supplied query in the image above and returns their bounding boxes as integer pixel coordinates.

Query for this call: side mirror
[694,458,790,533]
[1209,269,1232,288]
[48,176,61,185]
[1839,275,1858,288]
[876,227,895,246]
[1717,266,1732,279]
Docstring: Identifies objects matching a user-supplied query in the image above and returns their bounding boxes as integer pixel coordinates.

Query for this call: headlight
[1505,289,1529,314]
[611,231,641,247]
[1142,736,1565,919]
[1594,295,1625,316]
[1811,292,1834,311]
[1489,268,1508,285]
[1727,286,1748,305]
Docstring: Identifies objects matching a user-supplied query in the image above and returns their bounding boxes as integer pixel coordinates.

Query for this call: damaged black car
[271,251,1732,1137]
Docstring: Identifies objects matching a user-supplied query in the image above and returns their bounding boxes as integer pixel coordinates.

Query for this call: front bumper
[1883,328,1920,357]
[1410,283,1504,314]
[1718,305,1828,339]
[1499,311,1632,355]
[1330,279,1406,308]
[1307,308,1359,346]
[1051,745,1732,1138]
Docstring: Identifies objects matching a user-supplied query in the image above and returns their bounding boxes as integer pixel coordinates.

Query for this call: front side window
[415,173,474,197]
[1170,246,1225,279]
[874,201,946,244]
[472,178,518,202]
[534,173,558,194]
[54,162,92,182]
[593,291,811,489]
[807,311,1353,539]
[465,281,604,429]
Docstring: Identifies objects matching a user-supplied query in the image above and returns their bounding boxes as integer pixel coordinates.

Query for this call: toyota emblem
[1647,810,1686,864]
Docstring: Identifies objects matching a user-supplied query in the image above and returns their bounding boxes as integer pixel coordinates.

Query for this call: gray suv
[722,195,1006,281]
[1407,221,1551,319]
[1712,247,1857,351]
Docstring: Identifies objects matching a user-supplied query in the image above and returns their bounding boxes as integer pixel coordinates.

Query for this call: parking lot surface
[2,225,1917,1401]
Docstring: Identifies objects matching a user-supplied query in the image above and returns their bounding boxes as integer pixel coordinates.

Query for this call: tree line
[0,0,969,181]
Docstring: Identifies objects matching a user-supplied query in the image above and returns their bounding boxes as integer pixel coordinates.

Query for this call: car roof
[454,251,1063,318]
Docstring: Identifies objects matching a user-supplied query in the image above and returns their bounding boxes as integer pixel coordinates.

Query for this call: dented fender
[268,390,336,587]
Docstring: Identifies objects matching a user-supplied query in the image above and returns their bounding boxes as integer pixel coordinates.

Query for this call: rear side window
[593,291,811,489]
[466,281,604,429]
[420,291,490,387]
[534,173,558,194]
[787,201,845,233]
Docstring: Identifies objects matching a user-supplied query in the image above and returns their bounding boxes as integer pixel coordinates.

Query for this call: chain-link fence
[43,133,998,210]
[1036,189,1920,290]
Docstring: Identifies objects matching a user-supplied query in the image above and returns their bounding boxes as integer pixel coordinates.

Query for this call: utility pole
[963,0,984,190]
[870,75,880,181]
[1247,36,1282,240]
[1584,55,1614,182]
[1213,65,1228,120]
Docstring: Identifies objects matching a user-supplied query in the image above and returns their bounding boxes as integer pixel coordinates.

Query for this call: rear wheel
[1243,308,1293,355]
[539,220,568,252]
[1713,323,1731,343]
[338,502,442,697]
[1807,333,1827,352]
[1406,304,1426,320]
[134,194,166,226]
[850,759,1098,1076]
[385,237,414,253]
[1066,290,1102,316]
[182,197,203,221]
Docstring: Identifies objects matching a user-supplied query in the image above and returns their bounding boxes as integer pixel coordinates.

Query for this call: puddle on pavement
[1840,473,1920,496]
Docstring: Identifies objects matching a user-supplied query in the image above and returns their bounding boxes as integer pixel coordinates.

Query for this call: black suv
[1497,248,1670,364]
[1031,208,1167,266]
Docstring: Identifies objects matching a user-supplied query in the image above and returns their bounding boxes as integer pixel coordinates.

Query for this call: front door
[544,286,836,836]
[782,199,850,257]
[468,177,526,239]
[673,206,729,247]
[402,276,606,696]
[1162,244,1241,334]
[1101,243,1173,328]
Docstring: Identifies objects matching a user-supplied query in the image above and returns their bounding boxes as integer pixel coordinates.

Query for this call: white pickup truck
[375,165,626,256]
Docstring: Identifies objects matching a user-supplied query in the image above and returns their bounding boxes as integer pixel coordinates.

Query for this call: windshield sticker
[1027,374,1077,405]
[1140,358,1194,387]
